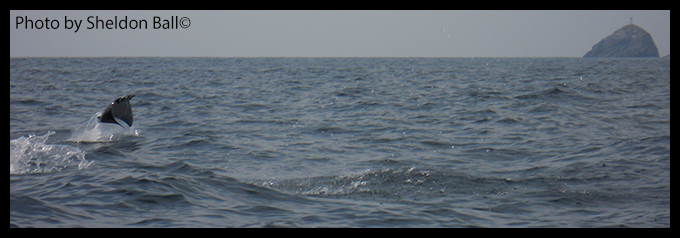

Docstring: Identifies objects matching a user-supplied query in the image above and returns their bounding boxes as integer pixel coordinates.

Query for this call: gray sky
[10,10,670,57]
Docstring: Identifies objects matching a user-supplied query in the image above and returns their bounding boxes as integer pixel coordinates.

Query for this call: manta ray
[98,95,135,127]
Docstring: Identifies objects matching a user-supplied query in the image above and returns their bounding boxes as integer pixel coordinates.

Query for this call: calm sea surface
[10,57,670,227]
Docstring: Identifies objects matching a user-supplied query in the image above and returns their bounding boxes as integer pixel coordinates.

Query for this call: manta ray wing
[98,95,135,127]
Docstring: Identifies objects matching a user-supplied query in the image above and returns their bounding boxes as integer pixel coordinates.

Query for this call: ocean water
[10,57,670,227]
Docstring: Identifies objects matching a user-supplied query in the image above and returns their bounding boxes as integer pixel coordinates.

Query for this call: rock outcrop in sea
[584,24,660,58]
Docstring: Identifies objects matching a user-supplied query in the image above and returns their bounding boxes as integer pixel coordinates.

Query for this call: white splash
[68,112,139,143]
[10,131,92,175]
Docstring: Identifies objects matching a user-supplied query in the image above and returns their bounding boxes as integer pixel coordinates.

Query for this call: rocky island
[584,24,659,58]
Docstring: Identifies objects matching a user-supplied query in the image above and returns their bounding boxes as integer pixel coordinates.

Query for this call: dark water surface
[10,57,670,227]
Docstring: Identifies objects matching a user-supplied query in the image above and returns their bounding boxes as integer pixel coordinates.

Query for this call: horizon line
[12,56,650,59]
